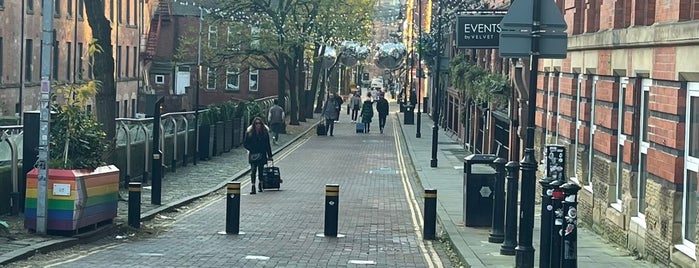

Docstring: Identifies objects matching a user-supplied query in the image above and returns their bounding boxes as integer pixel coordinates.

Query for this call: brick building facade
[434,0,699,266]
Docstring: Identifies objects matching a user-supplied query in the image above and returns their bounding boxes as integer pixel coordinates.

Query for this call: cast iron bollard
[324,184,340,237]
[537,177,556,267]
[128,182,142,228]
[423,189,438,240]
[226,182,241,234]
[549,180,565,267]
[560,182,581,268]
[500,161,519,255]
[489,157,507,243]
[151,97,164,205]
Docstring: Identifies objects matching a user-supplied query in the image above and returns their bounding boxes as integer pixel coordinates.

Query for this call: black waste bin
[399,101,406,112]
[403,104,415,125]
[463,154,498,227]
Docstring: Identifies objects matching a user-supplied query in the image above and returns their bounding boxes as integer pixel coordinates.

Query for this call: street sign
[498,0,568,58]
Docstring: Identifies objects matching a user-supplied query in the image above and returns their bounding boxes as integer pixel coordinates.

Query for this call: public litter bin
[403,104,415,125]
[463,154,498,227]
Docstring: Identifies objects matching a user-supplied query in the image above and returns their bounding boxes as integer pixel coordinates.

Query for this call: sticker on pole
[479,186,492,197]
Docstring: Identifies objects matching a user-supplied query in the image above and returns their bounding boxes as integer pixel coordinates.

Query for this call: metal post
[36,0,55,235]
[500,161,519,255]
[537,177,556,267]
[430,4,442,168]
[193,7,203,166]
[560,182,581,268]
[416,0,422,139]
[226,182,241,234]
[423,189,437,240]
[151,97,164,205]
[489,157,507,243]
[324,184,339,237]
[549,180,565,267]
[128,182,142,228]
[515,0,542,263]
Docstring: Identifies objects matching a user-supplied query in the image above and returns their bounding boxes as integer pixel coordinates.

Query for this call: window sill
[610,202,622,212]
[674,244,696,260]
[583,184,593,193]
[631,216,647,230]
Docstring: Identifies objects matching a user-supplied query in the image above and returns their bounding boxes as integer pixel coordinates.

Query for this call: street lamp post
[193,7,203,166]
[430,3,442,168]
[416,0,422,138]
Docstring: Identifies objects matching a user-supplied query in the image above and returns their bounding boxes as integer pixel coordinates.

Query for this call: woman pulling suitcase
[243,117,273,194]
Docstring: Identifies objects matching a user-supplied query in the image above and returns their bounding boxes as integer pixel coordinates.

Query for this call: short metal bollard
[423,189,438,240]
[324,184,340,237]
[560,182,581,268]
[226,182,241,234]
[128,182,142,228]
[489,157,507,243]
[500,161,519,255]
[549,180,565,267]
[537,177,556,267]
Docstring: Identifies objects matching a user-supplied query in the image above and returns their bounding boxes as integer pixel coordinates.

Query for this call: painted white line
[348,260,376,265]
[244,255,270,260]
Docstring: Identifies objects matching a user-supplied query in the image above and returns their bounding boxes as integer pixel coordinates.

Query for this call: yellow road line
[392,114,444,268]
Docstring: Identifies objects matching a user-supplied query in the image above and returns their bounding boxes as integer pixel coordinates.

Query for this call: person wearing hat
[376,92,389,134]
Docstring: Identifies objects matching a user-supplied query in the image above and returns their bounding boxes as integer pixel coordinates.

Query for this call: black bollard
[324,184,340,237]
[489,157,507,243]
[128,182,142,228]
[151,97,164,205]
[560,182,581,268]
[226,182,241,234]
[537,177,556,267]
[423,189,438,240]
[500,161,519,255]
[549,180,565,267]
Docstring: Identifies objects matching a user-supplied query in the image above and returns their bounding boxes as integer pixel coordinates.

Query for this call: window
[250,26,260,49]
[0,0,4,8]
[131,99,136,118]
[110,0,114,21]
[67,0,72,16]
[125,46,130,78]
[65,42,71,81]
[573,75,583,181]
[208,26,218,48]
[249,68,258,92]
[25,39,32,81]
[634,0,655,26]
[637,78,651,217]
[206,68,216,89]
[117,0,122,23]
[614,78,629,209]
[585,76,599,191]
[132,47,137,77]
[27,0,33,12]
[52,41,59,80]
[123,100,128,118]
[226,68,239,91]
[77,0,83,18]
[77,42,83,80]
[682,83,699,255]
[125,0,130,25]
[155,74,165,84]
[115,101,120,118]
[116,45,122,78]
[54,0,60,16]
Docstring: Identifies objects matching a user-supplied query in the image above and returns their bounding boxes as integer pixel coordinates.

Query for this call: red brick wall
[647,147,684,184]
[652,47,676,80]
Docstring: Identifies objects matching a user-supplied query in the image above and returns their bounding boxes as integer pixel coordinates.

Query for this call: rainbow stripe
[24,165,120,231]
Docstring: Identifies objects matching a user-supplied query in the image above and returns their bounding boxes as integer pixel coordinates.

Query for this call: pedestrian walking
[376,92,389,134]
[360,93,374,133]
[334,93,344,122]
[243,117,273,194]
[323,93,340,136]
[350,92,361,122]
[268,99,284,145]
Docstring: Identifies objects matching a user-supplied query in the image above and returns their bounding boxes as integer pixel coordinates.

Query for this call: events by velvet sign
[456,15,504,48]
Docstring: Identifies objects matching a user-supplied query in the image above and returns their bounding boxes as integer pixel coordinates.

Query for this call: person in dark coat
[375,92,389,134]
[323,93,340,136]
[243,117,273,194]
[360,93,374,133]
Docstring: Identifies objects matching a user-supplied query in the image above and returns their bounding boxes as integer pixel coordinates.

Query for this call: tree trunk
[312,44,325,114]
[84,1,116,162]
[286,54,299,125]
[277,55,287,111]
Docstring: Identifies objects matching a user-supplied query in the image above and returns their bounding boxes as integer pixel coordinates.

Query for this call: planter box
[232,118,243,147]
[199,125,214,160]
[223,120,233,152]
[24,165,120,232]
[214,121,225,156]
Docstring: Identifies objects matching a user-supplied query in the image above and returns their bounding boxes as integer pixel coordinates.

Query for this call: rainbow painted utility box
[24,165,120,232]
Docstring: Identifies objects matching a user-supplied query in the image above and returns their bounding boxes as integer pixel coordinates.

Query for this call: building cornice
[568,20,699,50]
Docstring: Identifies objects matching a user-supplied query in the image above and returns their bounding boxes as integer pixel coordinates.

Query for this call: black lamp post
[416,0,422,138]
[430,3,443,167]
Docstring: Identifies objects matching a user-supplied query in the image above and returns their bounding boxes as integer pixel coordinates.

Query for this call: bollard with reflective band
[128,182,142,228]
[226,182,241,234]
[423,189,438,240]
[560,182,581,268]
[324,184,340,237]
[537,177,556,267]
[501,161,519,255]
[549,180,565,267]
[489,157,507,243]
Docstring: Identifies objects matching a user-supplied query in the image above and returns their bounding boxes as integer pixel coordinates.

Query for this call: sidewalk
[397,106,659,267]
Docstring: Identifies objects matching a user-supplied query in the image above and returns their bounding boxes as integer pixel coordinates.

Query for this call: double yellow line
[392,114,444,268]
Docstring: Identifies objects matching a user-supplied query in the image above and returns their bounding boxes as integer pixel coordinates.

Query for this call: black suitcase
[261,165,282,190]
[316,122,327,136]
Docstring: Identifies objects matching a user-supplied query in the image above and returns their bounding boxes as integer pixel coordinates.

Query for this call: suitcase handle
[267,159,274,167]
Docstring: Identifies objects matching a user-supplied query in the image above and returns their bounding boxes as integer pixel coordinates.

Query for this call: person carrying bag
[243,117,273,194]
